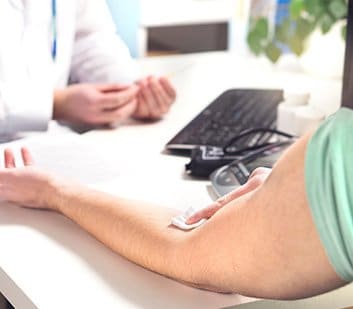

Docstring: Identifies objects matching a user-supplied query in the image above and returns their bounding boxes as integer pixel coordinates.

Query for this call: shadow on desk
[0,204,250,308]
[232,284,353,309]
[0,293,6,309]
[0,293,13,309]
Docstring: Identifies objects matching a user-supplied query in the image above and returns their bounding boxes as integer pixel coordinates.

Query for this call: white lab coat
[0,0,139,135]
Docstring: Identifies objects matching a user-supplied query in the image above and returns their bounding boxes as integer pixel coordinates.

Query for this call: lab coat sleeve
[70,0,140,85]
[0,0,54,137]
[0,80,53,136]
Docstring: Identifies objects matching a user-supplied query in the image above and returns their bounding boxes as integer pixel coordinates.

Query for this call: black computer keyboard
[166,89,284,153]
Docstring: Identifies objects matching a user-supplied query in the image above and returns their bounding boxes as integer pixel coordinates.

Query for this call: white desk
[0,52,344,308]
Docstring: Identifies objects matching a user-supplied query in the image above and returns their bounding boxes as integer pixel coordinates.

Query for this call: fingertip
[186,216,197,225]
[160,77,171,88]
[132,84,141,93]
[159,77,177,99]
[159,76,169,83]
[21,147,34,166]
[150,76,161,87]
[4,148,16,168]
[186,212,203,224]
[140,79,148,88]
[99,83,131,93]
[147,76,155,86]
[131,98,138,106]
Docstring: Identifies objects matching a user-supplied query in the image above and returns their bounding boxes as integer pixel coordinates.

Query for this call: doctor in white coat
[0,0,176,136]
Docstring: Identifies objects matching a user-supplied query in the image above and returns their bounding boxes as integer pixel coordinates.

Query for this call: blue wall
[276,0,290,24]
[106,0,140,58]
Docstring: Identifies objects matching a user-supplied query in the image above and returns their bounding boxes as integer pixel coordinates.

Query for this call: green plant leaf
[290,0,304,20]
[342,24,347,40]
[319,13,335,34]
[265,43,282,63]
[329,0,348,19]
[288,34,304,56]
[275,18,291,43]
[296,17,315,39]
[246,0,347,62]
[305,0,324,18]
[247,32,264,56]
[255,17,269,39]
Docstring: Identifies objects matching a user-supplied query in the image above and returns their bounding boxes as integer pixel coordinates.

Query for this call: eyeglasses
[222,128,295,156]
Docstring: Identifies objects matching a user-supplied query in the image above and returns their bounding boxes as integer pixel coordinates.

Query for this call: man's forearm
[47,181,199,286]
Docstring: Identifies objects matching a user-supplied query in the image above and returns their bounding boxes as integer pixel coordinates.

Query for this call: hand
[133,76,176,120]
[53,83,139,125]
[0,148,55,209]
[186,167,272,224]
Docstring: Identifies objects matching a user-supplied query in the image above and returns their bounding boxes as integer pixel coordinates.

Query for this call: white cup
[277,92,310,135]
[294,105,326,136]
[283,92,311,106]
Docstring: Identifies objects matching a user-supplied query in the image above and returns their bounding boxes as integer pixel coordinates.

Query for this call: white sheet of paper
[0,133,121,186]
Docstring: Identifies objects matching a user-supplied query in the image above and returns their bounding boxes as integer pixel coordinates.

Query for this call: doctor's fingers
[140,80,164,118]
[99,99,138,124]
[160,77,177,100]
[186,172,269,224]
[140,80,161,115]
[99,85,139,110]
[149,77,172,113]
[21,147,35,166]
[134,92,150,119]
[4,149,16,168]
[3,148,34,169]
[96,83,130,93]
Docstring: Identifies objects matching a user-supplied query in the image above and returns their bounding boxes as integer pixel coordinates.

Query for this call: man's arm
[0,133,346,299]
[180,133,345,298]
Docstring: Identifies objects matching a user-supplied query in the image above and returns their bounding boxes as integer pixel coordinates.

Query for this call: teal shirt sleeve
[305,107,353,282]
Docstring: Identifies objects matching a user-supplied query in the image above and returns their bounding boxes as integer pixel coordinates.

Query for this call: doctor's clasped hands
[53,77,176,126]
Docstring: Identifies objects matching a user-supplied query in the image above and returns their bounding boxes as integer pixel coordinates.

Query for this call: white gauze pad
[171,206,207,231]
